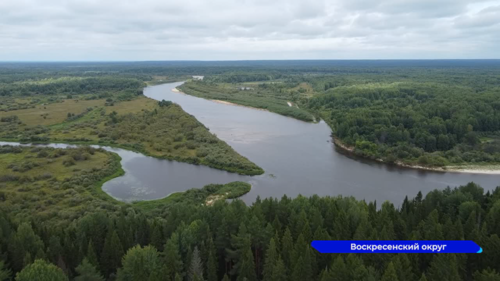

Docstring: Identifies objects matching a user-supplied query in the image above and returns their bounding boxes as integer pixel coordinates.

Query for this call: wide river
[3,82,499,205]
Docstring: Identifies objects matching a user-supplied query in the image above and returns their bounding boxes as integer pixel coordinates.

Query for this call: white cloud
[0,0,498,60]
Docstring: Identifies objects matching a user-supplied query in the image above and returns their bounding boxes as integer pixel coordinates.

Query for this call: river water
[3,82,498,205]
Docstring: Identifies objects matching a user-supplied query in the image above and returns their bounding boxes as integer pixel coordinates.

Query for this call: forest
[0,177,499,280]
[1,61,500,280]
[173,61,500,170]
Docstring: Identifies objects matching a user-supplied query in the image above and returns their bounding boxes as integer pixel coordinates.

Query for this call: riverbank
[177,81,316,122]
[333,138,500,175]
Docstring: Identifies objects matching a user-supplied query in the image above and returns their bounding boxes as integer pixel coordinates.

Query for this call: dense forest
[0,180,499,280]
[309,82,500,167]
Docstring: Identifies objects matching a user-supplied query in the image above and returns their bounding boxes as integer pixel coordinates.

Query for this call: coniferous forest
[0,182,499,280]
[0,61,500,280]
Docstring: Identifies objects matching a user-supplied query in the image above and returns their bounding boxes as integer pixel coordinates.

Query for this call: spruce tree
[381,262,398,281]
[427,254,461,281]
[86,240,99,269]
[164,233,184,281]
[100,230,124,277]
[271,257,287,281]
[188,247,204,281]
[330,256,348,281]
[262,238,277,281]
[237,246,256,281]
[207,238,218,281]
[281,227,293,270]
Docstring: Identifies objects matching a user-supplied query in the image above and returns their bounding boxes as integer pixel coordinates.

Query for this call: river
[2,82,498,205]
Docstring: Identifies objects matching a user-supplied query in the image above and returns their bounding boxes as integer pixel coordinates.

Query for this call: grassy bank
[0,95,263,175]
[178,80,315,122]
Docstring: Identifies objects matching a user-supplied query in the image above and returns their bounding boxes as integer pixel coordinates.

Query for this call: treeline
[308,82,500,166]
[0,77,144,98]
[0,182,499,280]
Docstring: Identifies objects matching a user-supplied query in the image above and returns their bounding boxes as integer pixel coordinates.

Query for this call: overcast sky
[1,0,499,61]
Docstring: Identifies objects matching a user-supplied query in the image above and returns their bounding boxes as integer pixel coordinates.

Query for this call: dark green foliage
[15,259,67,281]
[0,182,498,281]
[310,82,500,167]
[75,258,105,281]
[0,260,11,281]
[116,245,162,281]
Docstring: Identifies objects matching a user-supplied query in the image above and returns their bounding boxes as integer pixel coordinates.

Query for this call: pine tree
[221,274,230,281]
[271,257,287,281]
[75,258,105,281]
[188,247,204,281]
[473,269,500,281]
[100,230,124,277]
[9,223,44,272]
[262,238,278,281]
[86,240,99,269]
[330,256,348,281]
[381,262,398,281]
[207,238,218,281]
[427,254,461,281]
[164,233,184,281]
[237,246,257,281]
[281,227,293,270]
[419,273,427,281]
[392,254,415,281]
[150,224,163,252]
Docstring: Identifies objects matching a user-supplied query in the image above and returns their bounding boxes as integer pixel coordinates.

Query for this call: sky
[0,0,499,61]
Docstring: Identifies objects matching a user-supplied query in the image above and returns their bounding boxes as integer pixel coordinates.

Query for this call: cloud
[0,0,498,60]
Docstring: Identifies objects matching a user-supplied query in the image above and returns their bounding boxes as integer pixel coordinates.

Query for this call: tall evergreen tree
[262,238,278,281]
[330,256,348,281]
[207,238,218,281]
[271,257,287,281]
[237,246,256,281]
[164,233,184,281]
[381,262,398,281]
[86,240,99,269]
[427,254,461,281]
[100,230,124,277]
[188,247,204,281]
[280,227,293,271]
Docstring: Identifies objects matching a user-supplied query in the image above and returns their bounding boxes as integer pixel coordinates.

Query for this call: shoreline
[172,87,271,112]
[333,138,500,175]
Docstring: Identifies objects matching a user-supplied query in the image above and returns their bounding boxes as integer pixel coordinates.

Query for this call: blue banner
[311,240,482,253]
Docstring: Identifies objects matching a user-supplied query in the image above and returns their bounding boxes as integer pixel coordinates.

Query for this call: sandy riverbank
[333,139,500,175]
[210,100,267,112]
